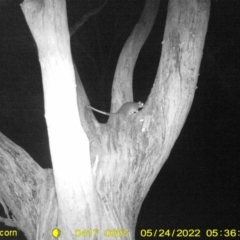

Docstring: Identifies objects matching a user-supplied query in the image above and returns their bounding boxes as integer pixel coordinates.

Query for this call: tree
[0,0,210,239]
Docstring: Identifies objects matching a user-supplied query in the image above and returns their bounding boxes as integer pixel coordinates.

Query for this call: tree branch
[70,0,108,37]
[0,132,57,240]
[110,0,160,113]
[0,217,18,228]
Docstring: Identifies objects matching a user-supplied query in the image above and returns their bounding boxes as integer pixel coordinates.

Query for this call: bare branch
[0,216,18,228]
[70,0,108,36]
[0,131,56,240]
[111,0,159,113]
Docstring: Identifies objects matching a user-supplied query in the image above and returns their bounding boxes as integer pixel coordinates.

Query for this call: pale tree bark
[84,0,210,236]
[20,0,98,238]
[111,0,160,112]
[0,133,57,240]
[0,0,210,240]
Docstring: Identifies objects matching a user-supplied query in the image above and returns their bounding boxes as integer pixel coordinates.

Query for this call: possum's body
[87,102,144,118]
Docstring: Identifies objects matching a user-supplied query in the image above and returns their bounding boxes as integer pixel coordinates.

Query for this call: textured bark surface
[20,0,98,238]
[90,0,210,234]
[0,132,57,240]
[111,0,160,111]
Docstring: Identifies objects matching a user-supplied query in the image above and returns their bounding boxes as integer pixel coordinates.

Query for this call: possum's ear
[138,102,144,108]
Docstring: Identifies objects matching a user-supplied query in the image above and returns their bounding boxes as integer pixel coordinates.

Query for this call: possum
[86,102,144,118]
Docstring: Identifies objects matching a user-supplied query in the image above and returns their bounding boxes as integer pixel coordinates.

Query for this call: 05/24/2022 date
[139,229,240,238]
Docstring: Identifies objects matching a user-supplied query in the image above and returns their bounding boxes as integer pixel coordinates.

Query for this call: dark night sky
[0,0,240,239]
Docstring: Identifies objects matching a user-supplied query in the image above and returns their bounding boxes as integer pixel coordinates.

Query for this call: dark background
[0,0,240,239]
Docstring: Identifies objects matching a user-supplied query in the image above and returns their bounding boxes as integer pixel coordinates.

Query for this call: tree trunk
[20,0,98,238]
